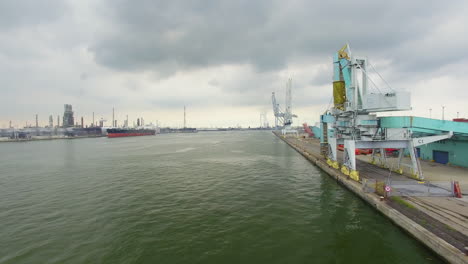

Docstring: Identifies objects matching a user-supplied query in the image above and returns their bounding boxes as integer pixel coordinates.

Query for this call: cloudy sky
[1,0,467,128]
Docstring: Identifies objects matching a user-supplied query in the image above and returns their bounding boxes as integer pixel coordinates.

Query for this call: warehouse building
[381,116,468,168]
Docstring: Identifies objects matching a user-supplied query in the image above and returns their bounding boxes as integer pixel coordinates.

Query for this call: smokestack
[81,117,84,128]
[137,118,140,127]
[35,114,38,128]
[184,106,186,129]
[9,120,12,129]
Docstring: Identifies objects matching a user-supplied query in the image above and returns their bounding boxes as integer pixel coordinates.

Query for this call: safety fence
[362,178,456,197]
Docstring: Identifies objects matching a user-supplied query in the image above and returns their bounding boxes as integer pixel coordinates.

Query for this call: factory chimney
[35,114,38,128]
[81,117,84,128]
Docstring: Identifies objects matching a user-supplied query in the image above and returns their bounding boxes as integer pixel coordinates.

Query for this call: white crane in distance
[271,78,297,135]
[271,92,284,129]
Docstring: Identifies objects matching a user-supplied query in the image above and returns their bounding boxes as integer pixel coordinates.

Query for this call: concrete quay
[274,131,468,264]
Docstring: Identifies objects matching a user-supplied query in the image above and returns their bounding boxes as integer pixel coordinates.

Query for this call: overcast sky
[1,0,467,128]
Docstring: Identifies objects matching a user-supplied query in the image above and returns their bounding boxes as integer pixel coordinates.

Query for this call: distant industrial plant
[0,104,155,141]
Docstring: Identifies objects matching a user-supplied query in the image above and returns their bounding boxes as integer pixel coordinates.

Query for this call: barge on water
[107,128,156,138]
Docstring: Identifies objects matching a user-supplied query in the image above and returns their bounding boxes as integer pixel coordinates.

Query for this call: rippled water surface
[0,131,441,263]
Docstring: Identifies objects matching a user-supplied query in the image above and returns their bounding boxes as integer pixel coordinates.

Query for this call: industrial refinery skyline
[1,1,468,128]
[3,104,266,129]
[4,104,180,129]
[3,99,464,130]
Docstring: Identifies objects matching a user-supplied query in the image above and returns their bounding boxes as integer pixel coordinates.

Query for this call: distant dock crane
[271,78,297,135]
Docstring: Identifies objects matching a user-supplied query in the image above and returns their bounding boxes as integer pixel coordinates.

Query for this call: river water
[0,131,441,263]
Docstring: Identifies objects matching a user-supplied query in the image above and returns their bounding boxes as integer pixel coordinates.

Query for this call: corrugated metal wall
[419,140,468,167]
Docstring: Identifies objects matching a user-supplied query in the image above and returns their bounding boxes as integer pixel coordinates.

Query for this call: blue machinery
[320,45,455,180]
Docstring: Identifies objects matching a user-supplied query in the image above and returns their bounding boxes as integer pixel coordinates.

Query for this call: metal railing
[362,178,455,197]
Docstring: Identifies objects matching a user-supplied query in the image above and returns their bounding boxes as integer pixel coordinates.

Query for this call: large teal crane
[322,44,453,180]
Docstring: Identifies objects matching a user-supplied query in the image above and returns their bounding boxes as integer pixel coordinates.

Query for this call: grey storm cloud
[90,0,462,74]
[0,0,66,29]
[1,0,468,127]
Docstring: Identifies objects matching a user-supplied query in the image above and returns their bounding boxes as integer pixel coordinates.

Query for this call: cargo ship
[159,127,198,133]
[106,128,156,138]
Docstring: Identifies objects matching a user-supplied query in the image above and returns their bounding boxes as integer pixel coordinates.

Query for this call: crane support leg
[327,138,339,169]
[394,149,404,174]
[342,140,359,181]
[408,132,453,180]
[370,148,387,168]
[408,141,423,180]
[379,148,388,168]
[370,148,377,165]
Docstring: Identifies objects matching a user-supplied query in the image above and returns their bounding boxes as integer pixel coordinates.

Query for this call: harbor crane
[271,78,298,135]
[321,44,453,181]
[271,92,284,128]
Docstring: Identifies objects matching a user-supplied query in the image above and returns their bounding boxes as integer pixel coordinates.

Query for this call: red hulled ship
[107,128,156,138]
